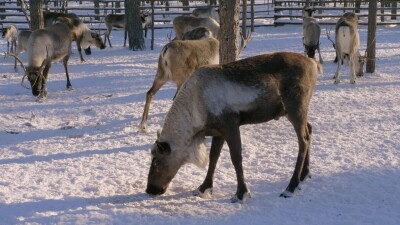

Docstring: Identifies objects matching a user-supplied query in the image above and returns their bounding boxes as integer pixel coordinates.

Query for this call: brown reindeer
[146,52,321,202]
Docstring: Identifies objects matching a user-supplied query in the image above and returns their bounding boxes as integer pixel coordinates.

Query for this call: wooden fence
[0,0,275,30]
[0,0,399,30]
[274,0,400,26]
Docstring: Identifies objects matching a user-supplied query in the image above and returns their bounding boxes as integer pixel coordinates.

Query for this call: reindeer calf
[2,24,18,54]
[140,37,220,131]
[173,15,220,40]
[334,12,365,84]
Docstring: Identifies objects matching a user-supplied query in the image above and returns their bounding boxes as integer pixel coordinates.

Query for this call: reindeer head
[355,51,366,77]
[2,25,11,38]
[146,141,181,195]
[91,32,106,49]
[6,49,49,96]
[303,6,316,18]
[26,65,47,96]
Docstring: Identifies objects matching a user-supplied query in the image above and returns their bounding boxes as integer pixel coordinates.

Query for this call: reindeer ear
[155,141,171,155]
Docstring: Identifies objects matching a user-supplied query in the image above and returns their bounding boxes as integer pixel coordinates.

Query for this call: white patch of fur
[187,135,209,168]
[193,187,213,199]
[231,192,251,203]
[337,26,352,55]
[209,52,219,65]
[203,79,259,116]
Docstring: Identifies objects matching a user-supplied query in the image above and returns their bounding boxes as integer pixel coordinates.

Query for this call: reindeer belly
[337,26,352,54]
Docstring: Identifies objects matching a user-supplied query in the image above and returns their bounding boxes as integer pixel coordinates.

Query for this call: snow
[1,23,400,225]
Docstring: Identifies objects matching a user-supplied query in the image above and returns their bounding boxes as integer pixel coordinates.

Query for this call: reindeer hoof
[193,187,212,199]
[280,190,294,198]
[139,123,148,133]
[334,79,340,84]
[231,192,251,203]
[67,86,73,91]
[350,80,356,84]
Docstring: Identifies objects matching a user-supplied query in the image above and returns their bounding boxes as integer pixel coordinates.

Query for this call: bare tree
[125,0,145,50]
[30,0,44,30]
[219,0,240,64]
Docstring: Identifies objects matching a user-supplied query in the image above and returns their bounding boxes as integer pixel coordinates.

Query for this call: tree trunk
[219,0,240,64]
[125,0,145,50]
[366,0,377,73]
[30,0,44,30]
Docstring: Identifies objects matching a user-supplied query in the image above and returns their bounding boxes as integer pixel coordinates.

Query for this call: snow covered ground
[1,23,399,225]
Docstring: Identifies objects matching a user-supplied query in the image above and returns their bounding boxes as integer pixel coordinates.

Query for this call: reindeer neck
[159,78,207,149]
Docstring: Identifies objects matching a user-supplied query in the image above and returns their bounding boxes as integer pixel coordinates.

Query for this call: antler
[239,28,252,55]
[4,52,29,88]
[364,36,376,58]
[167,30,173,41]
[325,27,336,48]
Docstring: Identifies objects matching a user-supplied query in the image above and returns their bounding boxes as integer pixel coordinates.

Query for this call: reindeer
[104,11,151,48]
[12,30,32,70]
[43,11,79,27]
[146,52,321,202]
[182,27,213,40]
[191,6,219,23]
[6,23,73,101]
[302,6,323,63]
[56,17,105,62]
[2,24,18,54]
[172,15,220,40]
[333,12,365,84]
[139,37,219,132]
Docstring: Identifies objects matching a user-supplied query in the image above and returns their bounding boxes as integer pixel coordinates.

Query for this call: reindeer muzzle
[146,184,166,196]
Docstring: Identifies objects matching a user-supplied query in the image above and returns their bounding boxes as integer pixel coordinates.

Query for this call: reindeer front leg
[76,37,85,62]
[38,64,51,100]
[193,136,224,198]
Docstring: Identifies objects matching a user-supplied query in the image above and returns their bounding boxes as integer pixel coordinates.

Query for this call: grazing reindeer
[191,6,219,23]
[140,37,219,132]
[7,23,73,100]
[173,15,220,40]
[182,27,213,40]
[2,24,18,54]
[13,30,32,70]
[302,6,323,63]
[146,52,321,202]
[56,17,105,62]
[334,12,365,84]
[104,11,151,48]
